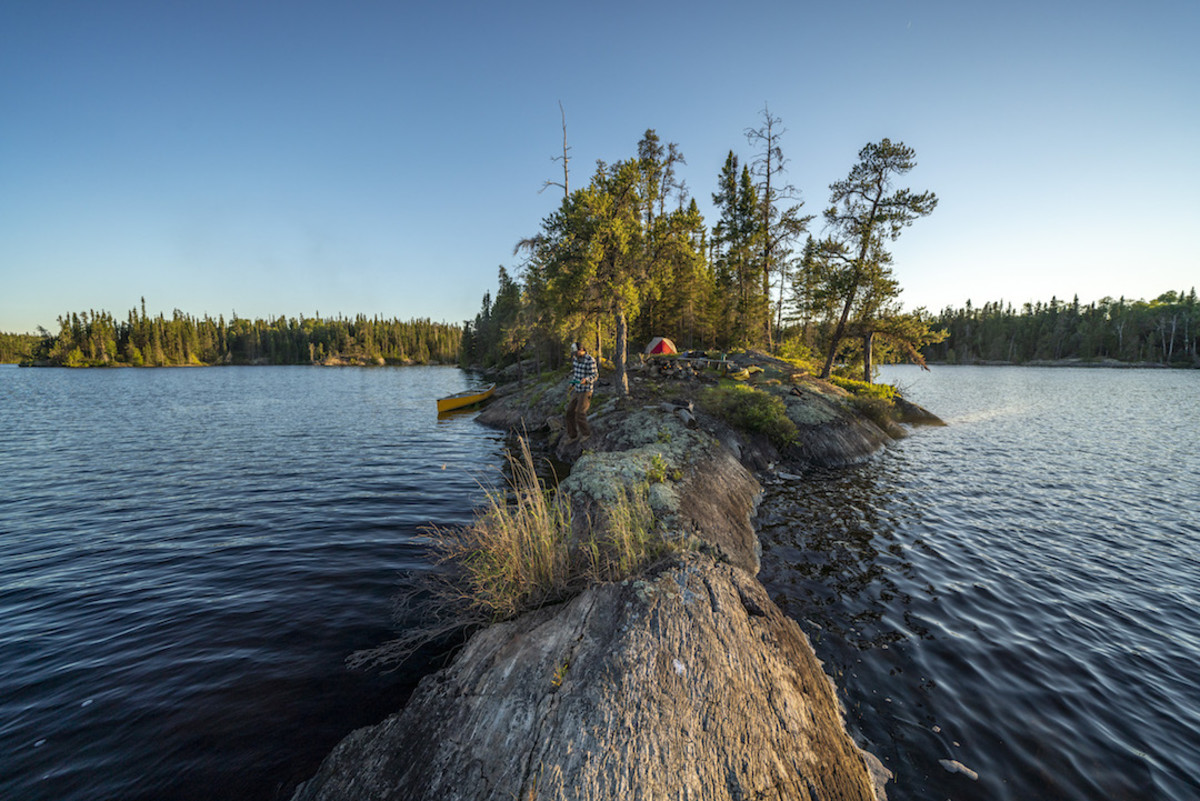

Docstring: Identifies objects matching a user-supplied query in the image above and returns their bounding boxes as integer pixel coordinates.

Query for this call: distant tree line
[462,108,944,388]
[926,290,1199,366]
[0,333,40,364]
[14,300,461,367]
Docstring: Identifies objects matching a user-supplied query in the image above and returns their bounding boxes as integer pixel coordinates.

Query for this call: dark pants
[565,391,592,439]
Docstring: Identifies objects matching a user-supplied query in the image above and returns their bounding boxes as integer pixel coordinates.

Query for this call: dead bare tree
[540,101,571,200]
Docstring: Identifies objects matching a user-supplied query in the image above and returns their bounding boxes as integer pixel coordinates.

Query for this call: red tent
[644,336,678,355]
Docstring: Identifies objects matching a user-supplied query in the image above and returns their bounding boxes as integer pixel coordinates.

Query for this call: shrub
[827,375,897,401]
[848,395,897,430]
[699,383,798,448]
[646,452,669,483]
[776,338,818,373]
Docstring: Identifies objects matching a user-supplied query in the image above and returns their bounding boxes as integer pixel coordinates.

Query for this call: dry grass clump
[443,436,576,622]
[350,436,684,671]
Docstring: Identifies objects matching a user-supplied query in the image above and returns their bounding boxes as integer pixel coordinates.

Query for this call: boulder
[291,555,879,801]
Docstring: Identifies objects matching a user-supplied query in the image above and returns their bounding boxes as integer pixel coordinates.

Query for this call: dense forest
[462,109,1197,381]
[0,333,40,364]
[6,301,460,367]
[462,108,945,387]
[926,290,1199,366]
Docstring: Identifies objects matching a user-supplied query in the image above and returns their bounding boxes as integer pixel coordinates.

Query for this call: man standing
[564,341,598,444]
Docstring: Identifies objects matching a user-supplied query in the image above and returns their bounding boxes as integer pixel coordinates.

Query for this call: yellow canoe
[728,366,762,381]
[436,383,495,413]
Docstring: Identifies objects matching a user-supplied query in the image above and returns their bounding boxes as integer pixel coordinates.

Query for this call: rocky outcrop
[292,363,898,801]
[553,407,763,575]
[292,555,879,801]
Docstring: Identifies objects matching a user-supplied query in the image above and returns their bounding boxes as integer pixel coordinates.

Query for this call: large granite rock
[291,554,880,801]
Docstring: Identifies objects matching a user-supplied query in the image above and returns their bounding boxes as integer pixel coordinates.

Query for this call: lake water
[0,365,504,801]
[759,365,1200,801]
[3,364,1198,801]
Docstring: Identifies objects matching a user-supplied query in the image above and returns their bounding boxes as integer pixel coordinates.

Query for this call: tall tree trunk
[820,281,857,379]
[614,309,630,396]
[863,330,874,384]
[763,270,773,351]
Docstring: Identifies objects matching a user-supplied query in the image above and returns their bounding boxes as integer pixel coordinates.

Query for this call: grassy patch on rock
[698,383,798,449]
[827,375,897,401]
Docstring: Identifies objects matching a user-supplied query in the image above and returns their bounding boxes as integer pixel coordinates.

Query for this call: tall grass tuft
[441,435,576,622]
[349,436,685,671]
[586,483,663,581]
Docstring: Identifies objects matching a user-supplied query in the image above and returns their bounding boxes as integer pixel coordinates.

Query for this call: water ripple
[760,366,1200,801]
[0,365,503,801]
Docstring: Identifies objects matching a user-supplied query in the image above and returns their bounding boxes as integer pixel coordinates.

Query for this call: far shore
[925,357,1195,369]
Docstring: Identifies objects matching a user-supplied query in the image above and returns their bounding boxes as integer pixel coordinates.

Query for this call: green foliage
[848,395,898,431]
[814,139,937,379]
[466,122,945,379]
[711,151,768,346]
[0,333,40,364]
[825,375,900,429]
[774,338,818,373]
[551,659,569,688]
[828,375,897,401]
[24,304,462,367]
[646,452,669,483]
[699,383,798,448]
[927,290,1199,365]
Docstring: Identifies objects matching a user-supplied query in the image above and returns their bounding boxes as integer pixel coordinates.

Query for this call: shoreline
[925,357,1195,369]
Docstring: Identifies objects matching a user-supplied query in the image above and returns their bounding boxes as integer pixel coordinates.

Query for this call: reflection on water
[758,366,1200,801]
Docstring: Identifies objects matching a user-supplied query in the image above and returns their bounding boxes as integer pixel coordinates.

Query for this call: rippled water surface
[0,365,503,801]
[759,366,1200,801]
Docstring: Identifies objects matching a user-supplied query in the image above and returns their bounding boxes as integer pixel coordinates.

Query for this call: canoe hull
[436,384,496,413]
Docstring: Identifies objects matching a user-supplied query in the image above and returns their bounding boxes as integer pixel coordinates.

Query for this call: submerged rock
[291,555,879,801]
[938,758,980,781]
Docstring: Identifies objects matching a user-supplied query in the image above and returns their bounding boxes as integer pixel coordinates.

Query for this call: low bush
[699,383,798,448]
[775,339,818,373]
[827,375,897,401]
[848,395,897,430]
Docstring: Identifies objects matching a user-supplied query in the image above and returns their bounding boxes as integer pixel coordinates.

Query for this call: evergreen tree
[818,139,937,379]
[744,105,813,348]
[711,151,765,347]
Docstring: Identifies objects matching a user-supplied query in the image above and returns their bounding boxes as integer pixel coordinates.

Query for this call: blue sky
[2,0,1196,333]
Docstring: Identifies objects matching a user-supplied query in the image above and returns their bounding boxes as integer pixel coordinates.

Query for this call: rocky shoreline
[292,354,940,800]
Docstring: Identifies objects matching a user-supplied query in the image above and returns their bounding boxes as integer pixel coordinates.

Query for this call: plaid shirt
[570,353,598,393]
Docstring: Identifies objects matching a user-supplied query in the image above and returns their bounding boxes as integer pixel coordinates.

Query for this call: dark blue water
[0,365,504,801]
[759,366,1200,801]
